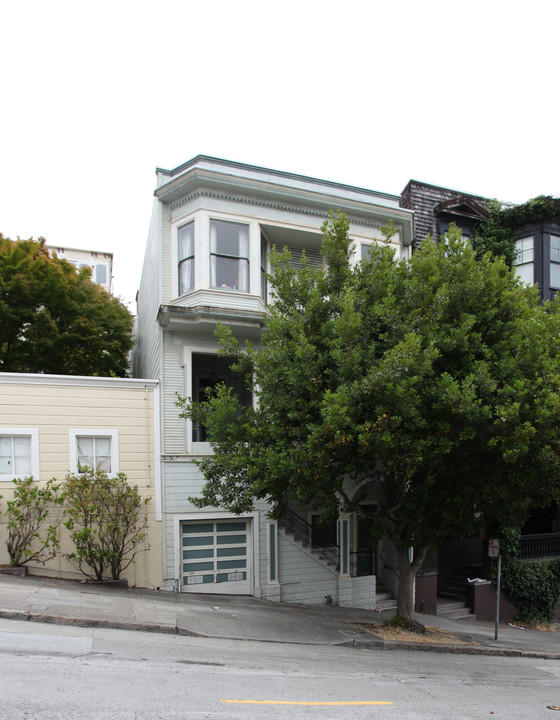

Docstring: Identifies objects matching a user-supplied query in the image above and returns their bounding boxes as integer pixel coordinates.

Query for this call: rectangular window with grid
[550,235,560,289]
[513,236,534,285]
[69,430,118,475]
[0,429,39,482]
[210,220,249,291]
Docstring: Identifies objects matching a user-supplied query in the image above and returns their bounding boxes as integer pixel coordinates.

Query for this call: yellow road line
[221,700,392,706]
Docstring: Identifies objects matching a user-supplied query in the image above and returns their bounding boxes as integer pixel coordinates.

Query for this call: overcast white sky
[1,0,558,309]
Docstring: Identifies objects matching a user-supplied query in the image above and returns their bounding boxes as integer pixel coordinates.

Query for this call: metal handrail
[519,532,560,560]
[279,508,340,568]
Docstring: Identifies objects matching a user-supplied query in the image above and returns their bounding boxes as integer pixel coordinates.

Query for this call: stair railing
[278,508,340,569]
[520,532,560,559]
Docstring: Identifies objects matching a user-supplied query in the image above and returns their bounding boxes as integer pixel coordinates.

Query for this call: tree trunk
[395,544,430,620]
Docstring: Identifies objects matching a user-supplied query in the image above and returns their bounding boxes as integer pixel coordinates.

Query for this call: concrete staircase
[436,597,474,620]
[278,526,339,572]
[437,563,485,620]
[375,582,397,611]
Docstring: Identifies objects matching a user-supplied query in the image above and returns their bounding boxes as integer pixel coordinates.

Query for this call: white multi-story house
[135,155,414,607]
[48,246,113,294]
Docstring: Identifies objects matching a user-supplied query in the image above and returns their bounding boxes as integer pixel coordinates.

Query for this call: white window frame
[69,429,119,476]
[0,428,40,482]
[178,221,195,296]
[210,219,250,292]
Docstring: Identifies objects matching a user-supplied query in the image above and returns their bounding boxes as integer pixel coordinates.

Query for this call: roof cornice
[154,158,414,245]
[156,155,400,204]
[0,372,159,388]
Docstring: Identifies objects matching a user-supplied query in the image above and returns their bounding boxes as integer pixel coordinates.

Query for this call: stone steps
[436,598,474,621]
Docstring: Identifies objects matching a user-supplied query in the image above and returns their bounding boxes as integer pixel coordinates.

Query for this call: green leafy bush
[63,468,149,581]
[5,477,64,567]
[499,529,560,623]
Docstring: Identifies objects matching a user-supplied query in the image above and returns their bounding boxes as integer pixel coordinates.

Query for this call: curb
[1,609,558,659]
[352,637,560,659]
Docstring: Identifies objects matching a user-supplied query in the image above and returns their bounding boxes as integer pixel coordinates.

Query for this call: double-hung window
[513,236,534,285]
[261,235,268,301]
[550,235,560,289]
[0,428,39,482]
[69,430,118,475]
[178,222,195,295]
[210,220,249,292]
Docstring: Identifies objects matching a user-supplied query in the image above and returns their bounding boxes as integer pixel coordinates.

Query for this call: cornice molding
[169,189,390,232]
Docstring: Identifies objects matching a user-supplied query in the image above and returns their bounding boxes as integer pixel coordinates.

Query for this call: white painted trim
[0,427,39,482]
[153,384,162,522]
[0,373,159,390]
[267,520,279,585]
[69,429,119,477]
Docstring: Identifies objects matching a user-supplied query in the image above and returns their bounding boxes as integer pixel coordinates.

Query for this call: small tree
[5,477,64,567]
[63,468,150,581]
[0,235,133,376]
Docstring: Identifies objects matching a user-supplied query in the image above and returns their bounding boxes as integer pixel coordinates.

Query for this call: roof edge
[156,155,400,204]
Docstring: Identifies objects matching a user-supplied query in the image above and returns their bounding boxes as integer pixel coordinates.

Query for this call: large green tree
[0,235,133,376]
[178,213,560,620]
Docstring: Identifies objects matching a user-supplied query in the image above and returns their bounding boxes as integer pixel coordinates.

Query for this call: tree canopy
[178,213,560,619]
[0,235,133,376]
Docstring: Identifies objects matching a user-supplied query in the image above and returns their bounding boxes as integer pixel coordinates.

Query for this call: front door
[180,519,251,594]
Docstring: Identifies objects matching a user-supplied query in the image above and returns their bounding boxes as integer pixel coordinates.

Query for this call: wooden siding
[161,461,271,592]
[162,332,187,454]
[0,376,162,589]
[161,204,173,303]
[170,289,265,314]
[401,180,487,250]
[135,198,163,380]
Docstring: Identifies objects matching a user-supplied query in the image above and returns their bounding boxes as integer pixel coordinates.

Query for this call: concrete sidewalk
[0,574,558,658]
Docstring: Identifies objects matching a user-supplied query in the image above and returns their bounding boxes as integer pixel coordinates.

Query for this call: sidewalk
[0,574,558,658]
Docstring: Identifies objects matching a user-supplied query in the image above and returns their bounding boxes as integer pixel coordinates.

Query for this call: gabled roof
[434,196,489,221]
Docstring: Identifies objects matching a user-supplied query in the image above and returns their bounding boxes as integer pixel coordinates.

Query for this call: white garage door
[180,519,251,594]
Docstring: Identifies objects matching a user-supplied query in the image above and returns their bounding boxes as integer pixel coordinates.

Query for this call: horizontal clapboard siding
[0,376,162,589]
[135,198,163,380]
[0,381,156,485]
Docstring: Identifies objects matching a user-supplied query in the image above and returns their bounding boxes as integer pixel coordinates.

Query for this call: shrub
[499,529,560,624]
[5,477,64,567]
[63,468,150,581]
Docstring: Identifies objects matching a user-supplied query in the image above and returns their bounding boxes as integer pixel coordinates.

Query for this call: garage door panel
[181,519,251,594]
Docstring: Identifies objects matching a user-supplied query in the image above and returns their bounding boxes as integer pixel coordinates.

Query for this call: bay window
[513,236,534,285]
[550,235,560,289]
[210,220,249,292]
[178,222,195,295]
[261,234,268,301]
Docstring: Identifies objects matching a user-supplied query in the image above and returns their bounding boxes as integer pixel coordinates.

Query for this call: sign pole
[495,554,501,641]
[488,539,501,641]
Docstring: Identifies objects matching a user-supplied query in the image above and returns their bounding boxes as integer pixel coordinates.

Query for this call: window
[69,430,118,475]
[210,220,249,291]
[0,429,39,482]
[178,222,194,295]
[550,235,560,289]
[261,235,268,301]
[286,245,322,270]
[513,236,534,285]
[95,263,108,284]
[361,243,373,261]
[191,354,252,442]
